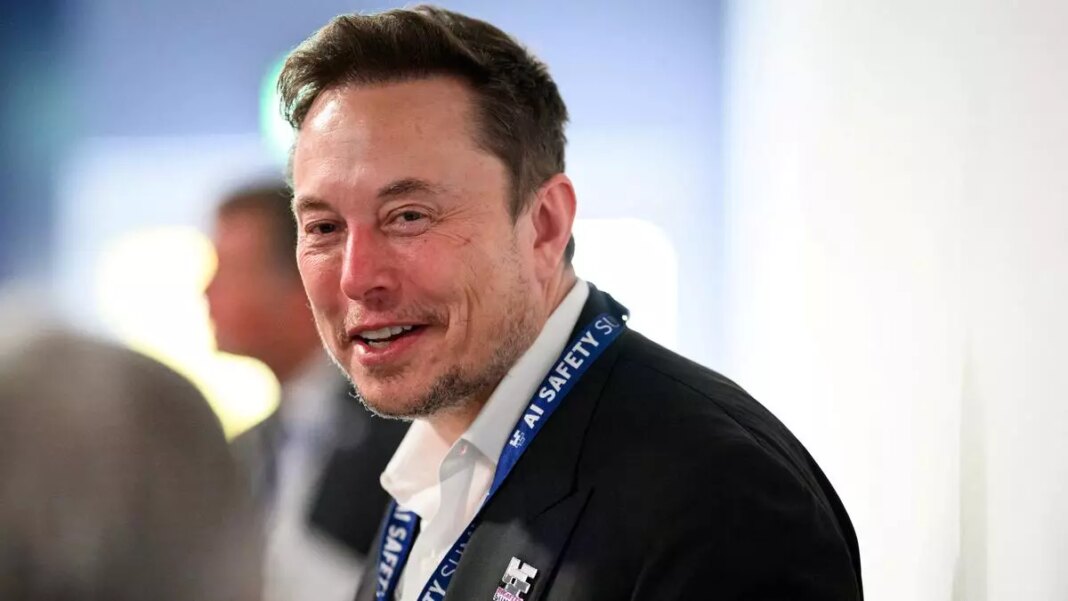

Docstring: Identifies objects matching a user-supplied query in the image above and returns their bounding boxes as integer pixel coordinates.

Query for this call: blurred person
[205,182,407,601]
[0,322,260,601]
[281,5,863,601]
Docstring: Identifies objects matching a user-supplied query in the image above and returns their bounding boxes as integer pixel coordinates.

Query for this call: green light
[259,55,294,165]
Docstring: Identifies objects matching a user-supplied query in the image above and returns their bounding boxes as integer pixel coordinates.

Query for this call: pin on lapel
[492,557,538,601]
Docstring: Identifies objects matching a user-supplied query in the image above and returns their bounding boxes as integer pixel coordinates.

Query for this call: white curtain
[722,2,1068,600]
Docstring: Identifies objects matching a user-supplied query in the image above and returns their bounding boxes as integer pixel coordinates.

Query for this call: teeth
[360,327,392,340]
[359,325,415,341]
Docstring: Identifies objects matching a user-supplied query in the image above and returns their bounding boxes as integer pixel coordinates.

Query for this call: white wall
[959,4,1068,600]
[723,2,1068,600]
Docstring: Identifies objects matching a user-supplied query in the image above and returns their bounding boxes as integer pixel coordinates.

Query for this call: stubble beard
[320,266,543,422]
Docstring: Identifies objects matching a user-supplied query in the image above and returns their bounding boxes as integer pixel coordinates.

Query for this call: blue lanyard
[373,311,627,601]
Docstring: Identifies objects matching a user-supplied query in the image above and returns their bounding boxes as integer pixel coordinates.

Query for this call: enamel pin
[492,557,538,601]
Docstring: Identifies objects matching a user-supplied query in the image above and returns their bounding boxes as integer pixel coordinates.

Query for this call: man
[281,6,863,600]
[205,183,408,601]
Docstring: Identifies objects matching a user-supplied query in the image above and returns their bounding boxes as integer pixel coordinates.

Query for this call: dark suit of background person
[231,379,408,558]
[354,286,862,601]
[205,183,407,601]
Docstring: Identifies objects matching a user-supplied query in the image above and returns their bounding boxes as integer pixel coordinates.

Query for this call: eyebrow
[292,195,332,214]
[376,177,445,199]
[292,178,445,214]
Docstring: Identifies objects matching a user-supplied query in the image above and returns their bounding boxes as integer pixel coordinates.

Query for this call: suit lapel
[442,284,627,601]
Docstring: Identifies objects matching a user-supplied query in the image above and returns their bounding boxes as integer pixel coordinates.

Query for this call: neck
[426,269,579,445]
[265,337,322,385]
[543,268,577,320]
[427,402,484,446]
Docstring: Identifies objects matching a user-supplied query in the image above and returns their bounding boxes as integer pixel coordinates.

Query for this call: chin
[348,374,413,410]
[354,391,423,419]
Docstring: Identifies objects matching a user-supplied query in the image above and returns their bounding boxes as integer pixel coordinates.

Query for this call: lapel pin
[493,556,538,601]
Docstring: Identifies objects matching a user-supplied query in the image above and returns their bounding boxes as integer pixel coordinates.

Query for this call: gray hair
[0,326,261,601]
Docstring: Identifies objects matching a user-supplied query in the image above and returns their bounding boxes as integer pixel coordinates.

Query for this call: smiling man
[281,6,862,601]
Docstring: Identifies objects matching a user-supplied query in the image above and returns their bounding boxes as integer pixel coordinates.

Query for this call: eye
[307,222,339,235]
[385,208,433,235]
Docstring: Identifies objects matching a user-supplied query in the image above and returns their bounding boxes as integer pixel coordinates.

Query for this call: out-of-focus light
[260,55,293,165]
[95,227,278,438]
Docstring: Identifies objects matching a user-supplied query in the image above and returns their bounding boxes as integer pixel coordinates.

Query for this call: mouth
[346,324,430,363]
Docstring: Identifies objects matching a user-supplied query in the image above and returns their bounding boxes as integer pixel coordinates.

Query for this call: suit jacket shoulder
[568,328,863,599]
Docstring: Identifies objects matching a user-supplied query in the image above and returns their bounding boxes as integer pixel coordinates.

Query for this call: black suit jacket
[231,378,408,559]
[356,285,862,600]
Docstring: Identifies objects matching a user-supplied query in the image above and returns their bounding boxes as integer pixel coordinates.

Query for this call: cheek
[403,236,511,326]
[395,237,461,294]
[213,288,272,336]
[213,279,255,314]
[298,253,342,308]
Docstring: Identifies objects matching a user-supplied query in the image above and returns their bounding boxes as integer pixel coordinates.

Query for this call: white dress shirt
[264,355,364,601]
[380,280,589,601]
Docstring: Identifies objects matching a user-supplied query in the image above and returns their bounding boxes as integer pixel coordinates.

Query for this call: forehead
[291,77,489,187]
[213,210,273,252]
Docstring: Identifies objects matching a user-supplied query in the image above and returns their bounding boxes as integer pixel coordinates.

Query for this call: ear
[529,173,577,283]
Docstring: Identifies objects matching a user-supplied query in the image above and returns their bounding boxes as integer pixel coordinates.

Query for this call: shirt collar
[380,279,590,514]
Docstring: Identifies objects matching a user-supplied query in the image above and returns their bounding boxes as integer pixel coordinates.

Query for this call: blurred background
[1,0,1066,599]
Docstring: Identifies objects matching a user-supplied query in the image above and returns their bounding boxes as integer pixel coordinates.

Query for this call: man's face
[291,77,542,418]
[205,211,294,360]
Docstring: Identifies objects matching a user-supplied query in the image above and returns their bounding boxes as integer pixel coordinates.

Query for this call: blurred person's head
[0,327,260,601]
[280,6,578,431]
[205,181,321,382]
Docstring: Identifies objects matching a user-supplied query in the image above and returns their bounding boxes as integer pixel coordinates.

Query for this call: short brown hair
[217,181,298,278]
[278,4,575,262]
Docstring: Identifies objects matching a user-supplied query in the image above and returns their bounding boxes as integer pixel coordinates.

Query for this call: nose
[339,225,398,306]
[204,268,219,312]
